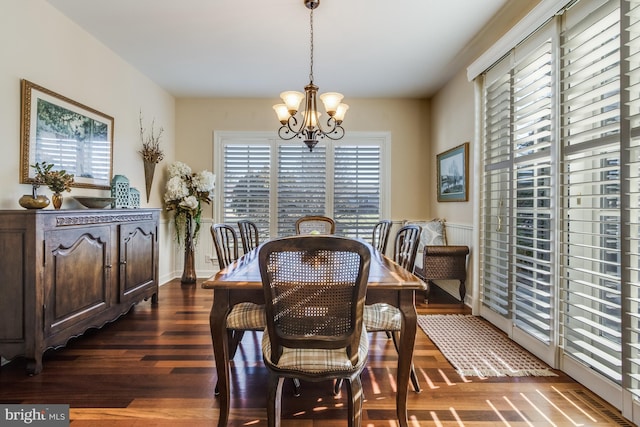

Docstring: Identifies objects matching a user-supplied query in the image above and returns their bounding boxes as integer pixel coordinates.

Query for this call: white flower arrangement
[164,161,215,244]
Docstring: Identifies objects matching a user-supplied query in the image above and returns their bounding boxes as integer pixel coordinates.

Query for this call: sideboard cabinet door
[119,221,158,305]
[43,226,113,339]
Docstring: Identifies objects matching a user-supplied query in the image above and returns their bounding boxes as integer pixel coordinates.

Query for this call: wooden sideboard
[0,208,160,374]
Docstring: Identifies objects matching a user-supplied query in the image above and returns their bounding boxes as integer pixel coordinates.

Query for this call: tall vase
[181,214,197,284]
[52,192,63,210]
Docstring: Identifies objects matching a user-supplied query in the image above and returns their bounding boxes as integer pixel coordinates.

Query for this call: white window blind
[334,145,382,239]
[481,54,513,318]
[277,145,327,236]
[477,0,640,416]
[216,132,388,240]
[480,29,555,348]
[221,144,271,241]
[512,36,554,344]
[624,0,640,400]
[560,1,622,384]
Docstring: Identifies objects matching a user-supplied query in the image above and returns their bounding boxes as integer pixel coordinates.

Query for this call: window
[475,0,640,418]
[480,27,555,347]
[215,132,389,241]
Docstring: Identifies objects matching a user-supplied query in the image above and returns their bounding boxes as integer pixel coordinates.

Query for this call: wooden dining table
[201,241,426,427]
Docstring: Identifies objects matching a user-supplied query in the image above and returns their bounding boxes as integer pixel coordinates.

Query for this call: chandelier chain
[309,7,314,83]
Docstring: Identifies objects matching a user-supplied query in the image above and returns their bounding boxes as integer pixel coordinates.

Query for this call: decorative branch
[139,110,165,164]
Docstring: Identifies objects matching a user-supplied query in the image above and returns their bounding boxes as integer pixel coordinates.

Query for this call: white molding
[467,0,570,81]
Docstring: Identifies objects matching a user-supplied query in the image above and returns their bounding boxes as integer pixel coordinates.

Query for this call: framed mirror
[20,79,114,189]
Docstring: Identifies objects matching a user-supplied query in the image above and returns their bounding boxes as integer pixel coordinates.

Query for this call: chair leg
[333,378,342,396]
[345,375,364,427]
[229,330,245,359]
[267,374,284,427]
[214,329,246,396]
[292,378,301,397]
[391,331,421,393]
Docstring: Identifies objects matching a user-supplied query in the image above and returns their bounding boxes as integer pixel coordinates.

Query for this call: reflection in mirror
[20,80,113,190]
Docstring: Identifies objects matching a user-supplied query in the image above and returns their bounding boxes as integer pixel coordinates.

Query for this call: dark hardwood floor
[0,280,631,426]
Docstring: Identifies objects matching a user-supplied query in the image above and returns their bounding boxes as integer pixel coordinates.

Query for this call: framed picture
[20,79,114,189]
[437,142,469,202]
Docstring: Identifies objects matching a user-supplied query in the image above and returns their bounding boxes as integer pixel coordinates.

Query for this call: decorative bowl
[19,194,50,209]
[74,196,115,209]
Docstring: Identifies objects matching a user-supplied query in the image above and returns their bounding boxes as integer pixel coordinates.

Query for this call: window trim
[467,0,574,81]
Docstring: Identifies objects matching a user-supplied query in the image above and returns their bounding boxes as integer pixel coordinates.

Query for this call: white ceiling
[47,0,510,99]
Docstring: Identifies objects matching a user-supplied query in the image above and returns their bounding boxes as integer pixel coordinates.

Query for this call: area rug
[417,314,557,377]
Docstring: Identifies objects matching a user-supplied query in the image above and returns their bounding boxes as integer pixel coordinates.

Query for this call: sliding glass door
[477,0,640,420]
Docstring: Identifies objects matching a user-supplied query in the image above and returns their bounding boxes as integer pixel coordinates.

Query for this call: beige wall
[430,69,475,225]
[0,0,176,282]
[427,0,541,299]
[175,97,432,222]
[428,0,541,226]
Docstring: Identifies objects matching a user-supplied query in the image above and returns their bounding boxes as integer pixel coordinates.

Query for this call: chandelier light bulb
[280,91,305,114]
[334,103,349,124]
[319,92,344,116]
[301,110,321,129]
[273,104,291,124]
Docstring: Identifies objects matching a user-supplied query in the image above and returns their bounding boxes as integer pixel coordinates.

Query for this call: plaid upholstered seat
[258,235,370,427]
[363,303,401,331]
[262,325,369,374]
[226,302,266,330]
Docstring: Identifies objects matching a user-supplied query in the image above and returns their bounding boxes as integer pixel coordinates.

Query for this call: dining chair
[237,219,260,253]
[211,223,239,270]
[258,235,371,427]
[371,219,393,254]
[210,223,268,394]
[295,215,336,235]
[363,224,423,393]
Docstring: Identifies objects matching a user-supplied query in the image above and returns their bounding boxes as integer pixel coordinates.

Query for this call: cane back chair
[258,235,371,427]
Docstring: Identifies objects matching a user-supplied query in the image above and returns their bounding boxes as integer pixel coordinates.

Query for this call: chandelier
[273,0,348,152]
